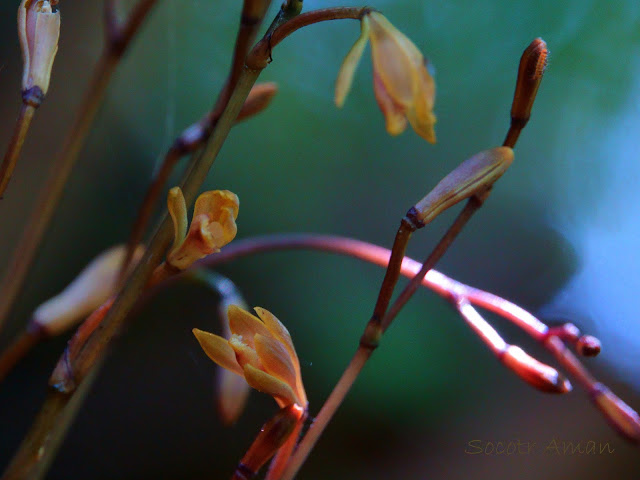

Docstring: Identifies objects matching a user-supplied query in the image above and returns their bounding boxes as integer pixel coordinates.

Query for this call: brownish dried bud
[510,38,548,131]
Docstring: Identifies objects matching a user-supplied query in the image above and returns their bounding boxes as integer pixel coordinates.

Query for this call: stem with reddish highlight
[199,232,639,445]
[0,0,161,336]
[0,104,37,198]
[0,328,43,383]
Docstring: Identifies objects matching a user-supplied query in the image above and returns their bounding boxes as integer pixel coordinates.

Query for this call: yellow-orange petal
[243,364,298,406]
[373,70,407,136]
[194,190,239,223]
[168,187,188,253]
[335,15,371,108]
[254,333,297,390]
[254,307,296,362]
[368,12,417,106]
[228,305,273,347]
[193,328,243,376]
[230,334,263,370]
[407,63,437,143]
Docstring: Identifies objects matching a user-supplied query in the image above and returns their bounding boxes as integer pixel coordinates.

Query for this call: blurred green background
[1,0,639,478]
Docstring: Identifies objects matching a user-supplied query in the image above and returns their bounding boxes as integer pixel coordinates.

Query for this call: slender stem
[361,220,414,347]
[247,7,370,69]
[0,0,160,335]
[0,104,37,198]
[0,328,43,383]
[120,0,272,277]
[380,195,484,333]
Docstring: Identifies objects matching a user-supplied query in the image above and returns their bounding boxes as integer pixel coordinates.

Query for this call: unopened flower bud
[18,0,61,105]
[501,345,572,394]
[31,245,144,336]
[411,147,514,226]
[510,38,548,129]
[592,383,640,443]
[166,187,239,271]
[236,82,278,123]
[335,12,437,142]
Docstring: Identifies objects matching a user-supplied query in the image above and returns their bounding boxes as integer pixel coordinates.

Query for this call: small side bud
[236,82,278,123]
[30,245,144,336]
[592,383,640,443]
[501,345,572,394]
[234,404,305,479]
[413,147,514,225]
[576,335,601,357]
[18,0,61,105]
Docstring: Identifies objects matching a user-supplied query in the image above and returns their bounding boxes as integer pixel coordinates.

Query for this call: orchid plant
[0,1,638,479]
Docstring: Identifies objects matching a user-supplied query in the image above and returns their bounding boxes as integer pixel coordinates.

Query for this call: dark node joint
[22,86,44,108]
[235,462,255,480]
[240,14,261,27]
[108,33,128,57]
[359,337,379,351]
[404,207,425,230]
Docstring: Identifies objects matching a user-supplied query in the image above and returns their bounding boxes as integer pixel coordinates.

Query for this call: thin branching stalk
[0,104,37,198]
[1,0,285,472]
[120,0,277,277]
[0,0,160,335]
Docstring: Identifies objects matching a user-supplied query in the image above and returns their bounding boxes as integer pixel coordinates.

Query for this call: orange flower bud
[193,306,307,408]
[166,187,239,271]
[335,12,436,142]
[18,0,60,104]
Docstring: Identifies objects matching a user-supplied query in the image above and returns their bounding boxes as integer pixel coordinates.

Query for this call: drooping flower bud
[335,12,437,142]
[18,0,61,106]
[31,245,144,336]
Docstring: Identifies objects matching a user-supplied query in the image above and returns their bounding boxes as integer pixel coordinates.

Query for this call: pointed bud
[236,82,278,123]
[18,0,61,106]
[30,245,144,336]
[505,38,548,147]
[501,345,572,394]
[411,147,514,226]
[234,404,305,480]
[592,384,640,443]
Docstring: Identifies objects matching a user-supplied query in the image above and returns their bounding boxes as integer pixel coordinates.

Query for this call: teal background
[0,0,639,478]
